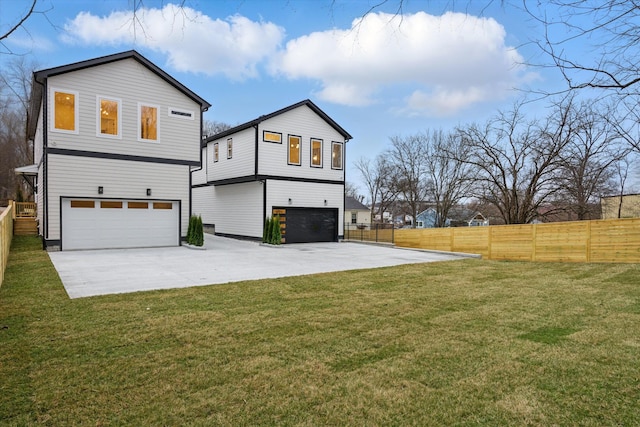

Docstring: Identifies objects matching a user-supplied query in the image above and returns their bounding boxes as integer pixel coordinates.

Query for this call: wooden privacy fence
[395,218,640,263]
[0,203,14,286]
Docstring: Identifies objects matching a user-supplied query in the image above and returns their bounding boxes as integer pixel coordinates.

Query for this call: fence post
[532,223,537,262]
[586,221,591,263]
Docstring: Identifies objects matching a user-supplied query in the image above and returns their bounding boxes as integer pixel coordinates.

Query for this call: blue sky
[1,0,574,192]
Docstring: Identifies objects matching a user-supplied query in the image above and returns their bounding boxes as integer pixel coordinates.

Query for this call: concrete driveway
[49,234,476,299]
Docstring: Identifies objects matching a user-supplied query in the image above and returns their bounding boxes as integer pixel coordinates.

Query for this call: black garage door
[278,207,338,243]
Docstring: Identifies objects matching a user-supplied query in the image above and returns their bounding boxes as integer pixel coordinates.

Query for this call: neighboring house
[601,194,640,219]
[344,196,371,228]
[416,207,489,228]
[19,50,211,250]
[416,207,450,228]
[192,99,352,243]
[449,207,489,227]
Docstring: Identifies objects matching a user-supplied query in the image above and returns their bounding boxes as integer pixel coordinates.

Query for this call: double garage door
[61,198,179,250]
[276,207,338,243]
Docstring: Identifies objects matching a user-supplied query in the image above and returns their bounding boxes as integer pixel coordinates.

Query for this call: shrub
[262,216,282,245]
[187,215,204,247]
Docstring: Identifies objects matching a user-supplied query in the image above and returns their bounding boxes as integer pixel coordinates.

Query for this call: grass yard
[1,236,639,426]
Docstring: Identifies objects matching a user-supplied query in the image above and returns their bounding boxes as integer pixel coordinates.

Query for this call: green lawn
[1,236,639,426]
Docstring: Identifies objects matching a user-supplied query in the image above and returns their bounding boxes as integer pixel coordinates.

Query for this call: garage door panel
[280,207,337,243]
[62,199,179,250]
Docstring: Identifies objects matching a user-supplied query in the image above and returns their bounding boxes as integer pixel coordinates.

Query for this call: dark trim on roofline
[28,50,211,141]
[47,147,200,166]
[34,50,211,110]
[202,99,352,145]
[191,174,345,188]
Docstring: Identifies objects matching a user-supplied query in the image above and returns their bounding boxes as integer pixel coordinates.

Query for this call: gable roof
[204,99,352,146]
[345,196,369,210]
[28,50,211,139]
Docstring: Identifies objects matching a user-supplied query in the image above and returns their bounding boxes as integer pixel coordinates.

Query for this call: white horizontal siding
[206,128,255,182]
[46,154,190,240]
[266,180,344,234]
[192,186,215,225]
[193,182,263,238]
[37,163,44,236]
[46,58,202,162]
[34,104,44,165]
[258,105,346,181]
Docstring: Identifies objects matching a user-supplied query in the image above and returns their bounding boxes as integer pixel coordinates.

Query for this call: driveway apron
[48,235,475,298]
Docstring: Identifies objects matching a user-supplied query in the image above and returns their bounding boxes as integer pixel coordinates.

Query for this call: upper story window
[139,103,159,142]
[263,131,282,143]
[97,96,121,138]
[227,138,233,159]
[52,88,78,134]
[213,143,219,162]
[332,141,343,170]
[288,135,301,166]
[311,138,323,168]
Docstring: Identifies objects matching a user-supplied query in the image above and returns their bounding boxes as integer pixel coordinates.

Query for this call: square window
[311,138,323,167]
[52,89,78,133]
[332,141,343,170]
[97,96,121,138]
[139,104,159,141]
[288,135,301,166]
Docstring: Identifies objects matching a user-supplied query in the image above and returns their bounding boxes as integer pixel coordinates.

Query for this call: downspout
[341,138,349,240]
[256,124,267,222]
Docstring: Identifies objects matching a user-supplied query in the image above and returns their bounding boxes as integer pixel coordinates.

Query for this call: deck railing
[14,202,37,218]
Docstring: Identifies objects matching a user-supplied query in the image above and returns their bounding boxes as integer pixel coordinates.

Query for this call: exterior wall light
[146,188,152,196]
[288,198,292,205]
[98,186,103,194]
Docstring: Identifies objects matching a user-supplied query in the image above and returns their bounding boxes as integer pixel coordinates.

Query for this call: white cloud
[62,4,285,80]
[273,11,533,115]
[5,34,55,53]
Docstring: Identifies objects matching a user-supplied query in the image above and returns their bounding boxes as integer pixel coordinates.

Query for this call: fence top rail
[0,204,13,221]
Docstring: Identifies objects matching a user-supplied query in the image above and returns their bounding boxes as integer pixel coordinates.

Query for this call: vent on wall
[168,107,194,120]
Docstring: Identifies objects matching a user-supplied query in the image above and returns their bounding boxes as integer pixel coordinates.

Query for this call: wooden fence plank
[395,218,640,263]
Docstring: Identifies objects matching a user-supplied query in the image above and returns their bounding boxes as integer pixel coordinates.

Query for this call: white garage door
[61,199,179,250]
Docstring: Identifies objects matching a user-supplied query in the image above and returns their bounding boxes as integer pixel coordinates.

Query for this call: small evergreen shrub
[194,216,204,246]
[187,215,204,247]
[262,216,282,245]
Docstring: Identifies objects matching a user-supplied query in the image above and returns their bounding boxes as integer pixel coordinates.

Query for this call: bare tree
[344,182,364,202]
[556,99,628,220]
[456,99,571,224]
[424,129,477,227]
[387,134,430,227]
[526,1,640,93]
[0,57,37,201]
[202,120,232,138]
[0,0,37,43]
[354,154,398,223]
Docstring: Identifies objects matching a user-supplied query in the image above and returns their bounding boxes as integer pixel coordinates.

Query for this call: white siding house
[24,50,210,250]
[192,100,352,243]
